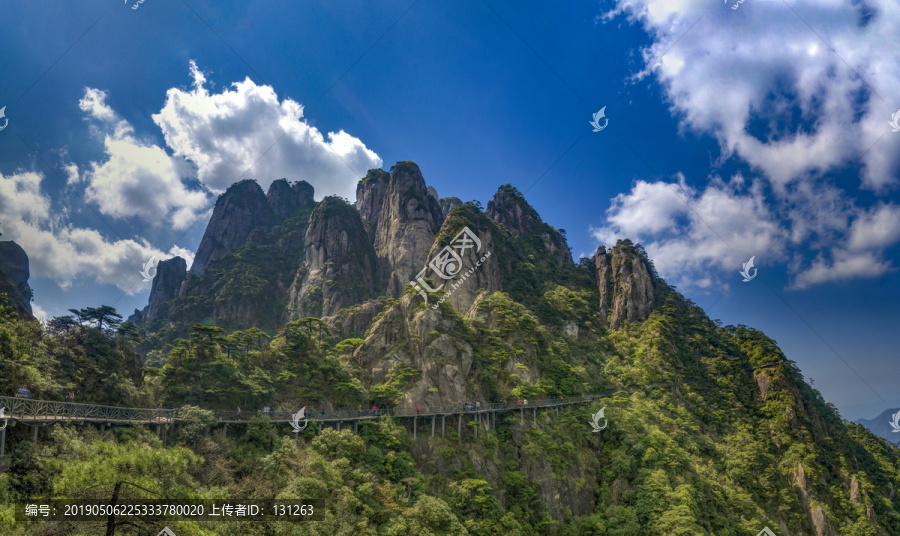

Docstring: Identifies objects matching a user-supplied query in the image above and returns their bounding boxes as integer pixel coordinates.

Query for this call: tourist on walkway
[236,406,242,420]
[15,386,31,398]
[371,405,378,416]
[263,406,270,417]
[416,404,421,414]
[523,399,528,406]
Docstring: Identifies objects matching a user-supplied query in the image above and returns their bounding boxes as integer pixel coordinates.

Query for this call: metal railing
[0,379,698,425]
[0,396,175,423]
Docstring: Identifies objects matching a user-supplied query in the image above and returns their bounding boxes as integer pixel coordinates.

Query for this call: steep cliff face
[418,205,504,315]
[191,180,274,274]
[594,243,656,329]
[288,196,376,319]
[372,162,444,296]
[356,168,391,243]
[0,241,32,316]
[355,294,480,407]
[439,196,462,219]
[144,256,187,320]
[267,178,315,221]
[485,184,572,268]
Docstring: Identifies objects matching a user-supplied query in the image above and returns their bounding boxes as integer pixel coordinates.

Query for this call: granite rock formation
[0,240,33,316]
[594,243,656,329]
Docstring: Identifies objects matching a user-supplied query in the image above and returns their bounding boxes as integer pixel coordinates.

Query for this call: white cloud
[609,0,900,191]
[590,175,783,289]
[595,0,900,289]
[80,87,211,230]
[78,88,116,122]
[0,170,192,295]
[152,60,382,200]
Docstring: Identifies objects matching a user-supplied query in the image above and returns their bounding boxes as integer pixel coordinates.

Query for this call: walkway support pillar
[354,420,358,434]
[431,415,435,438]
[458,414,462,436]
[337,421,341,432]
[533,408,536,424]
[442,415,446,438]
[32,426,38,443]
[1,427,6,461]
[520,408,524,425]
[413,417,417,439]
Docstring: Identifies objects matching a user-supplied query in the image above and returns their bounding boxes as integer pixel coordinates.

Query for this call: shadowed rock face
[267,178,315,221]
[422,223,502,315]
[288,196,376,318]
[356,168,391,243]
[439,197,462,219]
[594,244,656,330]
[372,162,444,296]
[145,257,187,320]
[0,241,32,316]
[191,180,273,274]
[485,184,571,268]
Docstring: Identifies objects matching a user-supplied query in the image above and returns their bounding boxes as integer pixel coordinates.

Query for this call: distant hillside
[857,409,900,445]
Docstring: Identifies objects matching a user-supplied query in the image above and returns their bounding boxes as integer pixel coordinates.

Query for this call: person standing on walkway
[416,404,421,414]
[237,406,242,420]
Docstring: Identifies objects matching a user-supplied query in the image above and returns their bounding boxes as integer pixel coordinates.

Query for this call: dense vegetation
[2,254,899,536]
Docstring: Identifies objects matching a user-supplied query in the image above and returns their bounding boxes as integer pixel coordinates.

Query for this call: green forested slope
[1,236,898,535]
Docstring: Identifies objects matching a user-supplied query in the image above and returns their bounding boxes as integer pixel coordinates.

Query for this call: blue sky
[1,0,898,420]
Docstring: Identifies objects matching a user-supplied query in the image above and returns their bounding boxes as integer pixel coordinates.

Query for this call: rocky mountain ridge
[0,240,33,316]
[131,162,578,337]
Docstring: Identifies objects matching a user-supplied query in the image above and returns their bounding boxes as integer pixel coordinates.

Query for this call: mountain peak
[594,240,658,329]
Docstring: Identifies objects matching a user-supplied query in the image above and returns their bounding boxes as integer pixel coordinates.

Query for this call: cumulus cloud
[594,0,900,289]
[80,87,211,230]
[152,61,382,199]
[78,88,116,122]
[591,174,783,289]
[0,170,191,294]
[610,0,900,191]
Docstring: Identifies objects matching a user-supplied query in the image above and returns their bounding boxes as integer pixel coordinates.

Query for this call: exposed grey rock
[485,184,571,267]
[355,294,480,407]
[191,180,273,274]
[851,475,862,504]
[145,257,187,320]
[0,241,32,316]
[321,298,389,339]
[594,243,656,329]
[356,168,391,243]
[288,196,376,318]
[266,178,315,221]
[810,505,835,536]
[439,196,462,219]
[423,225,502,314]
[372,162,444,296]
